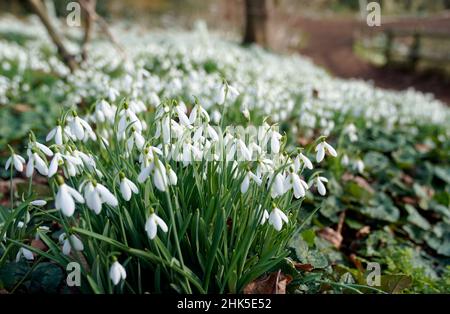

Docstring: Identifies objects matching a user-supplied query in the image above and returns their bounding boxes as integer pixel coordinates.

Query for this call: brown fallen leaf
[294,263,314,272]
[356,226,371,238]
[401,196,418,205]
[243,270,292,294]
[12,103,32,113]
[318,227,343,249]
[31,239,48,252]
[400,173,414,185]
[353,176,375,194]
[415,143,431,154]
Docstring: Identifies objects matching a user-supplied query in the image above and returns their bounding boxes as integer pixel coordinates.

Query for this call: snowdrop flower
[16,247,34,262]
[94,99,116,123]
[26,152,49,177]
[127,127,145,151]
[240,171,262,194]
[46,124,63,145]
[167,166,178,185]
[341,154,349,166]
[110,259,127,286]
[153,161,169,192]
[59,233,84,256]
[30,200,47,206]
[295,153,313,170]
[315,141,337,162]
[270,129,282,154]
[119,174,139,201]
[5,153,25,172]
[315,176,329,196]
[268,207,289,231]
[68,112,94,141]
[270,173,286,198]
[48,151,82,177]
[118,105,142,136]
[260,209,270,225]
[286,172,309,199]
[55,177,85,217]
[33,142,54,157]
[344,124,358,142]
[355,159,365,173]
[83,181,118,214]
[145,211,168,240]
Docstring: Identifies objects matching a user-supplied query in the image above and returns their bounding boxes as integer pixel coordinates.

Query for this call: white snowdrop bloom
[236,139,252,161]
[48,152,83,177]
[55,180,85,217]
[16,247,34,262]
[59,233,84,256]
[119,176,139,201]
[240,171,262,194]
[108,87,119,102]
[341,154,350,166]
[355,159,365,174]
[68,114,94,141]
[5,153,25,172]
[286,172,309,199]
[167,166,178,185]
[228,85,240,99]
[127,128,145,151]
[344,124,358,142]
[210,110,222,124]
[295,153,313,171]
[30,200,47,206]
[260,209,270,225]
[94,99,116,123]
[175,105,191,127]
[270,130,282,154]
[83,181,118,214]
[242,108,250,120]
[268,207,289,231]
[153,161,168,192]
[217,84,226,104]
[34,142,54,157]
[315,141,337,163]
[110,260,127,286]
[189,104,209,124]
[271,173,286,198]
[315,176,329,196]
[26,152,49,177]
[118,106,142,133]
[46,125,63,145]
[145,212,168,240]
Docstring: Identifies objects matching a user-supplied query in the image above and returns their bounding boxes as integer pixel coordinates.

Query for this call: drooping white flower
[240,171,262,194]
[167,166,178,186]
[109,260,127,285]
[46,125,63,145]
[55,180,85,217]
[260,209,270,225]
[271,173,286,198]
[355,159,365,174]
[145,212,168,240]
[315,176,329,196]
[59,233,84,256]
[68,114,94,141]
[295,153,313,171]
[26,152,49,177]
[153,161,168,192]
[83,181,118,214]
[286,173,309,199]
[30,200,47,206]
[5,153,25,172]
[270,130,282,154]
[268,207,289,231]
[127,128,145,151]
[315,141,337,162]
[16,247,34,262]
[119,176,139,201]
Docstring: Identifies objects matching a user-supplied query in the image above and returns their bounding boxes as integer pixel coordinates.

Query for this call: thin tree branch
[27,0,78,72]
[78,0,127,59]
[81,0,96,61]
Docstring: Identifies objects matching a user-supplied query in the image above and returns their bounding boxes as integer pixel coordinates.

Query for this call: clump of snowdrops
[2,91,337,293]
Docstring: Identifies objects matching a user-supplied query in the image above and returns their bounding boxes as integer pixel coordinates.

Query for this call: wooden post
[243,0,269,46]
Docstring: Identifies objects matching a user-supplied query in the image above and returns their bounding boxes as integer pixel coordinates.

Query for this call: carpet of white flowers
[1,16,449,293]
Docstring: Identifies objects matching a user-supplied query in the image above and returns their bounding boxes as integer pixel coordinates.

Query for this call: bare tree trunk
[27,0,78,72]
[243,0,269,46]
[81,0,96,61]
